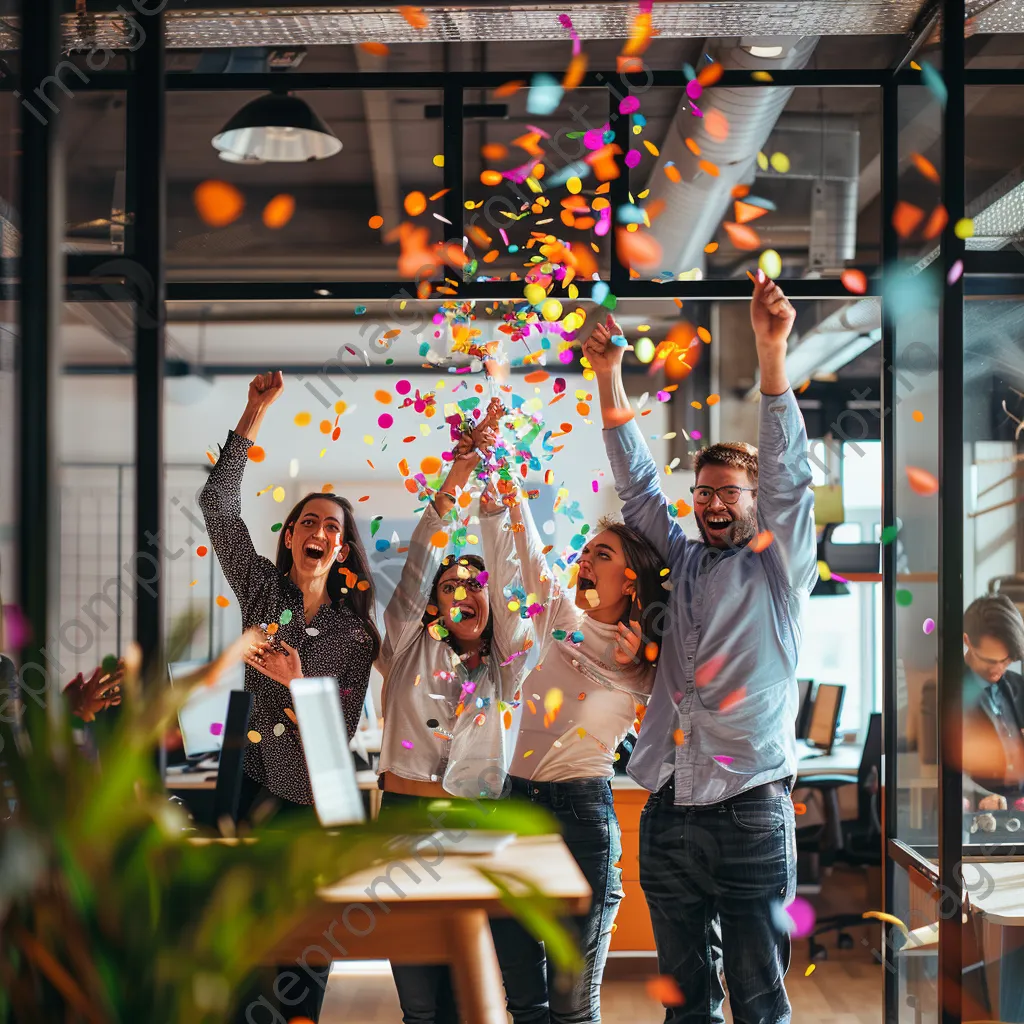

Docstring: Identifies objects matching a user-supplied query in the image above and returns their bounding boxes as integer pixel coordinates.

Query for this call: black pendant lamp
[212,92,342,163]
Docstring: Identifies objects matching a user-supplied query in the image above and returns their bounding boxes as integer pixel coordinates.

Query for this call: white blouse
[377,501,531,799]
[492,502,655,783]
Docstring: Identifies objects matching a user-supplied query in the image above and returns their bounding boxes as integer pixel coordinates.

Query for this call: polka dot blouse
[198,430,375,806]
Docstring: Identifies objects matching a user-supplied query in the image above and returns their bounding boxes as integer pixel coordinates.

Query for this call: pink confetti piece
[401,740,415,749]
[656,390,670,401]
[619,95,641,115]
[210,722,224,736]
[475,571,489,586]
[396,379,411,395]
[625,149,642,169]
[378,413,394,429]
[596,205,612,237]
[692,429,702,439]
[592,480,599,492]
[713,755,734,766]
[947,259,963,285]
[686,80,703,101]
[923,617,936,634]
[499,228,510,247]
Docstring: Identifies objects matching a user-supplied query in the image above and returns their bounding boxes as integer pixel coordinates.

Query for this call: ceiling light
[217,149,266,166]
[739,36,797,60]
[746,45,784,58]
[212,92,342,163]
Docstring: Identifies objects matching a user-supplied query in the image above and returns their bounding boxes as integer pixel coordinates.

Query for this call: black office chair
[795,712,883,961]
[212,690,253,828]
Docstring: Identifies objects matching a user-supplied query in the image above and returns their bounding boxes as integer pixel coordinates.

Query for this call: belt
[655,778,791,807]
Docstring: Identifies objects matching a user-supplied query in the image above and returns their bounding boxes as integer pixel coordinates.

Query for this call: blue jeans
[639,779,796,1024]
[491,776,624,1024]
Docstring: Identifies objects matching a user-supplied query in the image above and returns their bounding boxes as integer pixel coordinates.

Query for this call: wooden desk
[795,742,863,777]
[259,833,590,1024]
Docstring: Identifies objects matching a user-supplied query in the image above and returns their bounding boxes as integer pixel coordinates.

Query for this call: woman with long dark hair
[377,398,533,1024]
[199,371,381,1022]
[487,486,665,1024]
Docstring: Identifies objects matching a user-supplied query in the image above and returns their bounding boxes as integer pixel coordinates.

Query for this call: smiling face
[574,529,635,620]
[435,560,491,647]
[964,632,1013,685]
[284,498,349,580]
[693,465,759,550]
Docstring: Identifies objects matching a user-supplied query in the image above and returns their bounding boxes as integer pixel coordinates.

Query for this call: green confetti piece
[279,609,293,625]
[457,397,482,412]
[896,589,913,607]
[271,522,283,532]
[552,629,568,641]
[580,523,591,535]
[370,516,383,536]
[101,654,119,674]
[600,292,618,311]
[880,524,900,545]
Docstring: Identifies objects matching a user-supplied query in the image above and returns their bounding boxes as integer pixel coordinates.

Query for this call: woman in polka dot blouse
[198,371,381,816]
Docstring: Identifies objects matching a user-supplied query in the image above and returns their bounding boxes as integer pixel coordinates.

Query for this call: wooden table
[259,833,590,1024]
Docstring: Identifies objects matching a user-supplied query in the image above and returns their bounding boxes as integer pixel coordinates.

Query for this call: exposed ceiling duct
[0,1,1015,53]
[641,36,819,276]
[748,298,881,397]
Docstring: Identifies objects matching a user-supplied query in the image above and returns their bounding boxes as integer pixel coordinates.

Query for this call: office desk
[795,742,863,777]
[192,833,590,1024]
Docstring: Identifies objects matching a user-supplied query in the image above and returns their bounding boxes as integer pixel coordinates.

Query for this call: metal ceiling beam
[355,47,403,239]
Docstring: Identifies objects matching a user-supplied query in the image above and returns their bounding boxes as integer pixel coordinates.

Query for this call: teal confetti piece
[616,204,646,224]
[355,305,367,315]
[570,533,586,551]
[591,280,609,305]
[526,73,564,115]
[919,61,947,107]
[610,334,628,347]
[552,629,568,641]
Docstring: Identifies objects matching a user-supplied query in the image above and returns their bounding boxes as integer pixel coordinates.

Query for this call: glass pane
[59,302,136,679]
[165,90,444,283]
[961,296,1024,847]
[64,92,126,258]
[891,861,939,1024]
[0,88,16,660]
[625,86,881,283]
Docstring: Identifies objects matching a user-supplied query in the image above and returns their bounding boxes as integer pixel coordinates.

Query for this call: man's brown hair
[692,441,759,482]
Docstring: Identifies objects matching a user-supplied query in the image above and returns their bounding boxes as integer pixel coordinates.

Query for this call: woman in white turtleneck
[485,488,666,1024]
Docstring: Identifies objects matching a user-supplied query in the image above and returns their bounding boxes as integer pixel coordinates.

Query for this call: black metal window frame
[15,5,1024,1023]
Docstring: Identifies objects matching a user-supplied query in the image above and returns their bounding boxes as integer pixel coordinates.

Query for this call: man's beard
[696,507,758,550]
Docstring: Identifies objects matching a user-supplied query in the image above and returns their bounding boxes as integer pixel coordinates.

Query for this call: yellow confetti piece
[334,400,347,415]
[189,579,198,587]
[523,749,534,758]
[912,409,924,422]
[643,140,659,156]
[433,153,445,167]
[272,486,286,503]
[294,411,312,427]
[247,730,262,743]
[862,911,909,939]
[544,687,563,715]
[363,434,374,445]
[805,964,816,977]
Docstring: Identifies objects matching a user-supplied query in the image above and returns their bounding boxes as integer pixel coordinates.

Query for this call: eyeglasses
[689,485,758,505]
[440,579,485,596]
[968,643,1013,670]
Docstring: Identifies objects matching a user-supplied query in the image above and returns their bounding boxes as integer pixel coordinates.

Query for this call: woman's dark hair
[964,594,1024,663]
[421,552,494,659]
[595,516,666,666]
[276,492,382,660]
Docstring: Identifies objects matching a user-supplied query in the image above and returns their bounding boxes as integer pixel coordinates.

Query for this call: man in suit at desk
[961,594,1024,812]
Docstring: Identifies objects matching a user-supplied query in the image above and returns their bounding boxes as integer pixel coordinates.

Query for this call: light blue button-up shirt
[604,389,818,806]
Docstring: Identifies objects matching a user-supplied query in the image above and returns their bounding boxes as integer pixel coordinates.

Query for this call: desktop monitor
[806,682,845,754]
[291,677,366,827]
[169,659,245,761]
[796,679,814,739]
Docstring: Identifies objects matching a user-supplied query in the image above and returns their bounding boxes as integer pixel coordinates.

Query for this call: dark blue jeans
[490,776,624,1024]
[639,780,796,1024]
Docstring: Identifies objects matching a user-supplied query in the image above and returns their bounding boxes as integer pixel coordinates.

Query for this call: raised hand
[581,314,627,377]
[247,370,284,409]
[613,620,644,666]
[750,272,796,355]
[244,638,303,689]
[66,660,124,723]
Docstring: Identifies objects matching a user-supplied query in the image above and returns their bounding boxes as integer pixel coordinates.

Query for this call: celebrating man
[583,273,817,1023]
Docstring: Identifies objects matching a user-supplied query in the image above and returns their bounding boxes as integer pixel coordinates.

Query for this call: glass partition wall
[7,2,1024,1022]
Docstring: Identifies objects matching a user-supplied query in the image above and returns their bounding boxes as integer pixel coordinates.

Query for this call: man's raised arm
[585,315,688,564]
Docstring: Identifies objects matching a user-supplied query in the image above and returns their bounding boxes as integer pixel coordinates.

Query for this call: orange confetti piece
[359,42,389,56]
[723,221,760,251]
[196,545,208,557]
[524,370,550,384]
[616,227,663,270]
[697,326,712,343]
[285,708,297,724]
[698,158,720,177]
[193,180,244,228]
[911,152,940,183]
[704,242,719,254]
[793,802,807,815]
[563,53,588,90]
[673,728,685,746]
[892,201,925,238]
[706,393,720,405]
[483,249,499,263]
[731,184,751,199]
[404,190,427,217]
[398,5,429,29]
[215,595,230,608]
[912,409,924,423]
[481,142,508,161]
[358,495,370,502]
[645,642,660,662]
[322,483,335,493]
[673,500,691,517]
[368,214,384,229]
[357,580,370,591]
[480,169,503,186]
[428,188,449,202]
[420,456,442,476]
[695,655,726,688]
[719,687,747,713]
[646,975,685,1007]
[576,402,591,416]
[684,137,701,157]
[922,204,948,240]
[494,80,524,98]
[262,193,295,229]
[734,200,769,225]
[750,530,775,553]
[906,465,939,495]
[841,269,868,294]
[697,62,724,87]
[247,445,265,463]
[704,109,729,142]
[664,164,682,184]
[374,389,393,404]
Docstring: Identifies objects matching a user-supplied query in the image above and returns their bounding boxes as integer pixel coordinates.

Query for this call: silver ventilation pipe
[641,36,819,276]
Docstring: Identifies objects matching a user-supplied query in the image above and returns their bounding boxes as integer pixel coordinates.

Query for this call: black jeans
[377,790,493,1024]
[639,779,796,1024]
[231,775,330,1024]
[490,776,624,1024]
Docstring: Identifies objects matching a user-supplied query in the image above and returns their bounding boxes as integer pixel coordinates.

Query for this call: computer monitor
[291,677,365,827]
[806,682,845,754]
[169,659,245,761]
[795,679,814,739]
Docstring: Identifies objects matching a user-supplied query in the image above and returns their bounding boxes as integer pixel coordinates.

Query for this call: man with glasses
[962,594,1024,812]
[583,273,817,1024]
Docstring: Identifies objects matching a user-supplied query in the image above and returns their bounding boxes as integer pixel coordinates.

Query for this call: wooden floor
[320,866,884,1024]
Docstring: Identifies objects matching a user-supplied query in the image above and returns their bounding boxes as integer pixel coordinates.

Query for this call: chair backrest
[857,712,883,832]
[213,690,253,827]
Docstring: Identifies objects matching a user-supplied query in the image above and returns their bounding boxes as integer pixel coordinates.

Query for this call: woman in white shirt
[487,491,666,1024]
[377,401,532,1024]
